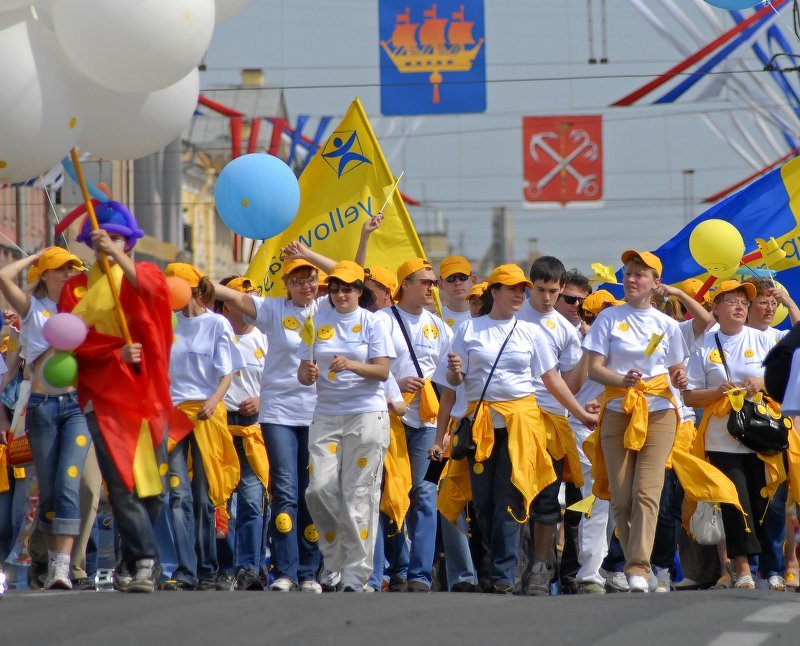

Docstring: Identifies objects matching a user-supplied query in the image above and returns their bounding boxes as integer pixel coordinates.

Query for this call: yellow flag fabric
[228,423,270,489]
[566,494,596,515]
[380,413,413,533]
[300,313,315,347]
[0,446,9,494]
[132,420,163,498]
[644,332,665,357]
[539,408,584,488]
[247,98,426,297]
[73,263,124,338]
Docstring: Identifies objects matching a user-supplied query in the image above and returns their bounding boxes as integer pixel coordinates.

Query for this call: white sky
[203,0,793,274]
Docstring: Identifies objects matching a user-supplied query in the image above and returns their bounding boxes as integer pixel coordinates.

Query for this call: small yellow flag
[591,262,617,285]
[566,494,596,517]
[726,387,746,412]
[300,313,315,346]
[644,332,665,357]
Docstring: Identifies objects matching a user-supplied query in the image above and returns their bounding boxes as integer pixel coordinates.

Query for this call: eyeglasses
[719,298,750,308]
[444,273,470,283]
[752,299,778,309]
[286,275,318,287]
[559,294,585,305]
[328,284,356,294]
[406,278,436,288]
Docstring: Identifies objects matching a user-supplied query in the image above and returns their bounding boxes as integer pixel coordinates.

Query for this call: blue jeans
[261,423,320,584]
[383,424,437,586]
[756,480,787,578]
[468,427,523,587]
[531,459,563,525]
[0,468,28,562]
[651,469,683,572]
[26,392,90,536]
[168,435,216,585]
[441,511,477,589]
[86,412,166,572]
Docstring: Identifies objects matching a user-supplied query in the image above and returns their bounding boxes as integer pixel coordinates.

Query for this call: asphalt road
[2,589,800,646]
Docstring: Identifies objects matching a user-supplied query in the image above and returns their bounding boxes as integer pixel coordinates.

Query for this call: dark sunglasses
[406,278,436,288]
[444,273,470,283]
[328,284,356,294]
[559,294,585,305]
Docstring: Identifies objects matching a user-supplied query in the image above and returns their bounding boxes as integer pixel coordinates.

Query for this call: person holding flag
[583,250,688,593]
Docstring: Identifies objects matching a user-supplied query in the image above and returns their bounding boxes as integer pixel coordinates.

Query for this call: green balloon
[43,352,78,389]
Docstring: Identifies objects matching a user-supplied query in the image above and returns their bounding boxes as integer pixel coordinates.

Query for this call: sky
[201,0,794,274]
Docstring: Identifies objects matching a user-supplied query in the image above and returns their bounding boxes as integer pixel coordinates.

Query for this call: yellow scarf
[437,444,473,525]
[402,380,439,425]
[380,413,413,534]
[228,424,270,489]
[539,409,584,488]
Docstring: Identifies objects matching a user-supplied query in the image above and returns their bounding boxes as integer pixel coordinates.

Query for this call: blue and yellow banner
[379,0,486,115]
[246,98,425,297]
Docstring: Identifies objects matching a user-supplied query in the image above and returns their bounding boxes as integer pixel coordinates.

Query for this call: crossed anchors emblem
[527,129,600,198]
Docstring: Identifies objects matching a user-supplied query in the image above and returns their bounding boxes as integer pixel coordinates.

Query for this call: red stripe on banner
[611,0,786,107]
[703,146,800,204]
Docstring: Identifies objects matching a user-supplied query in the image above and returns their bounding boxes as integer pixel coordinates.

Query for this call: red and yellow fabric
[228,423,269,489]
[173,401,240,508]
[540,409,584,488]
[380,413,413,533]
[60,263,193,497]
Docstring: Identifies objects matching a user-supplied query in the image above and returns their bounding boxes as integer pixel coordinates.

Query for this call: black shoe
[235,568,264,591]
[560,577,580,595]
[160,579,195,591]
[28,562,47,590]
[196,579,216,591]
[215,573,237,592]
[71,577,97,591]
[450,581,476,593]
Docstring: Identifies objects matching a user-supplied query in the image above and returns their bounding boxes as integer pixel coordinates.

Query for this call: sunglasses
[559,294,585,305]
[406,278,437,288]
[444,273,470,283]
[286,275,318,287]
[328,284,356,294]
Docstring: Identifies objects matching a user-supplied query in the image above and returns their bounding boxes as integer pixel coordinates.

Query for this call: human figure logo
[321,130,371,178]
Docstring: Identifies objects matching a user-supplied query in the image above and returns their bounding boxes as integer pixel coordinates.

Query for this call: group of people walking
[1,207,800,596]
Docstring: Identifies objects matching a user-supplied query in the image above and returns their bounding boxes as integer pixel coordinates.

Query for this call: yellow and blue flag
[247,98,426,298]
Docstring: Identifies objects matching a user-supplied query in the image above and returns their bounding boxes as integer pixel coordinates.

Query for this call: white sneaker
[44,558,72,590]
[655,568,672,593]
[320,570,341,591]
[627,575,649,593]
[0,569,6,595]
[269,576,296,592]
[605,571,629,593]
[300,579,322,594]
[762,575,786,591]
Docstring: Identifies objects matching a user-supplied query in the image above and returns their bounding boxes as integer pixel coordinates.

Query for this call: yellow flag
[247,98,426,297]
[644,332,665,357]
[133,420,163,498]
[300,312,315,346]
[566,494,596,516]
[591,262,617,285]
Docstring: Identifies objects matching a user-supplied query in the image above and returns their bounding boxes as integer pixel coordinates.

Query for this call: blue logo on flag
[379,1,486,116]
[321,130,372,178]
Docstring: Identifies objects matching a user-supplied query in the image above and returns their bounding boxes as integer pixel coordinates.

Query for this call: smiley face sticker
[317,325,334,341]
[352,324,362,333]
[709,349,723,364]
[545,319,557,330]
[422,324,439,340]
[744,349,755,358]
[617,322,630,332]
[283,316,300,331]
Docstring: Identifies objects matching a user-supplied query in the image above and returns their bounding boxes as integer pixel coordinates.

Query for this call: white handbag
[690,501,726,546]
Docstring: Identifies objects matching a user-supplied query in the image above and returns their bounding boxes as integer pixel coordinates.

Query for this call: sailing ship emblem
[380,4,484,104]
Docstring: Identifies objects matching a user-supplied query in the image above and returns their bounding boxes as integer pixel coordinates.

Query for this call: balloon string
[0,231,28,257]
[762,0,800,44]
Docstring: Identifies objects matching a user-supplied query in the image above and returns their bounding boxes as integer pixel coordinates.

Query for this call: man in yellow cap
[364,265,397,312]
[437,256,476,330]
[375,257,453,592]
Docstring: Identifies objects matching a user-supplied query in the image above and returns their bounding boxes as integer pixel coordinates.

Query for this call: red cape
[60,263,192,491]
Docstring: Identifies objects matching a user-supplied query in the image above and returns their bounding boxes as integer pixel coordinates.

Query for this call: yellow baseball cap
[317,269,328,286]
[712,279,756,302]
[27,247,84,284]
[281,258,317,278]
[439,255,471,279]
[328,260,364,285]
[583,289,624,316]
[225,277,255,293]
[164,262,204,288]
[365,265,398,294]
[621,249,662,278]
[679,277,712,304]
[465,281,488,301]
[394,258,433,299]
[486,264,533,289]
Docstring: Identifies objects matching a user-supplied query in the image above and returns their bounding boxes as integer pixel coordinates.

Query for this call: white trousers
[573,422,614,586]
[305,411,389,588]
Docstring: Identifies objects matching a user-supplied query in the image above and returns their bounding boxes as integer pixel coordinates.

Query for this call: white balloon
[53,0,214,93]
[0,1,33,11]
[77,69,200,161]
[0,14,84,183]
[215,0,251,23]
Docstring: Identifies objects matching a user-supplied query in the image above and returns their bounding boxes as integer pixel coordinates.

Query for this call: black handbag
[714,334,791,456]
[451,321,517,460]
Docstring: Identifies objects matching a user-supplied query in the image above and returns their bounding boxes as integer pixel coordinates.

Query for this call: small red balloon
[166,276,191,311]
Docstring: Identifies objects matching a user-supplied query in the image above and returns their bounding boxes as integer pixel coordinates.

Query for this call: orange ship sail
[448,6,475,49]
[390,7,419,52]
[418,5,448,50]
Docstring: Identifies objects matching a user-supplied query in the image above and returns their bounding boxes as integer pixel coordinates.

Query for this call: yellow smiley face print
[254,348,265,359]
[617,322,630,332]
[73,286,87,299]
[423,324,439,340]
[545,319,557,330]
[744,349,754,358]
[446,318,455,327]
[709,349,723,364]
[317,325,334,341]
[352,324,362,333]
[283,316,300,331]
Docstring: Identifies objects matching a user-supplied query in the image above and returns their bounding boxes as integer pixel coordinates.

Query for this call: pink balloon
[43,312,88,351]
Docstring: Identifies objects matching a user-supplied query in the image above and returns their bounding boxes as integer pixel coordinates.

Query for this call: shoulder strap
[476,320,518,410]
[714,333,732,381]
[391,305,424,378]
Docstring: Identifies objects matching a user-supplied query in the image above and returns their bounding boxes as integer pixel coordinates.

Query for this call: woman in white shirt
[583,250,687,594]
[164,263,239,591]
[0,247,88,590]
[298,261,394,592]
[436,264,597,594]
[685,280,778,590]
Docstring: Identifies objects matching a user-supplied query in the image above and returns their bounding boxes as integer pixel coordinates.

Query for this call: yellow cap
[486,264,533,289]
[328,260,364,285]
[394,258,433,299]
[583,289,624,316]
[164,263,204,288]
[28,247,84,284]
[282,258,317,278]
[621,249,662,278]
[225,277,255,293]
[317,269,328,286]
[365,265,398,294]
[712,279,756,302]
[439,255,471,279]
[465,281,488,301]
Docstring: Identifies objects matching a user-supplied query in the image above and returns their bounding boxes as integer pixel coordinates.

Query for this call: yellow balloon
[689,219,744,279]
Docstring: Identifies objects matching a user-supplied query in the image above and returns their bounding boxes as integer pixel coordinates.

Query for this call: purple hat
[74,201,145,249]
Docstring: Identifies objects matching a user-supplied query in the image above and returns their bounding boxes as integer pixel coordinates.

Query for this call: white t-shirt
[223,327,267,412]
[676,319,700,423]
[170,310,242,405]
[20,296,57,365]
[432,351,467,419]
[516,301,582,415]
[583,304,688,413]
[249,295,332,426]
[753,326,789,345]
[298,306,394,415]
[441,305,471,331]
[375,305,453,428]
[384,373,404,406]
[687,326,775,454]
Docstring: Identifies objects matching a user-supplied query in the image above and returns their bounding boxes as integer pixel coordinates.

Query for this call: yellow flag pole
[69,148,138,370]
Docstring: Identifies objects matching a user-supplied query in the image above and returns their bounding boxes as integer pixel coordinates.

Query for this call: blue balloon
[215,154,300,240]
[704,0,763,9]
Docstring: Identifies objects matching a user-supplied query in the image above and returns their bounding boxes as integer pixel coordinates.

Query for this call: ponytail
[194,275,216,308]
